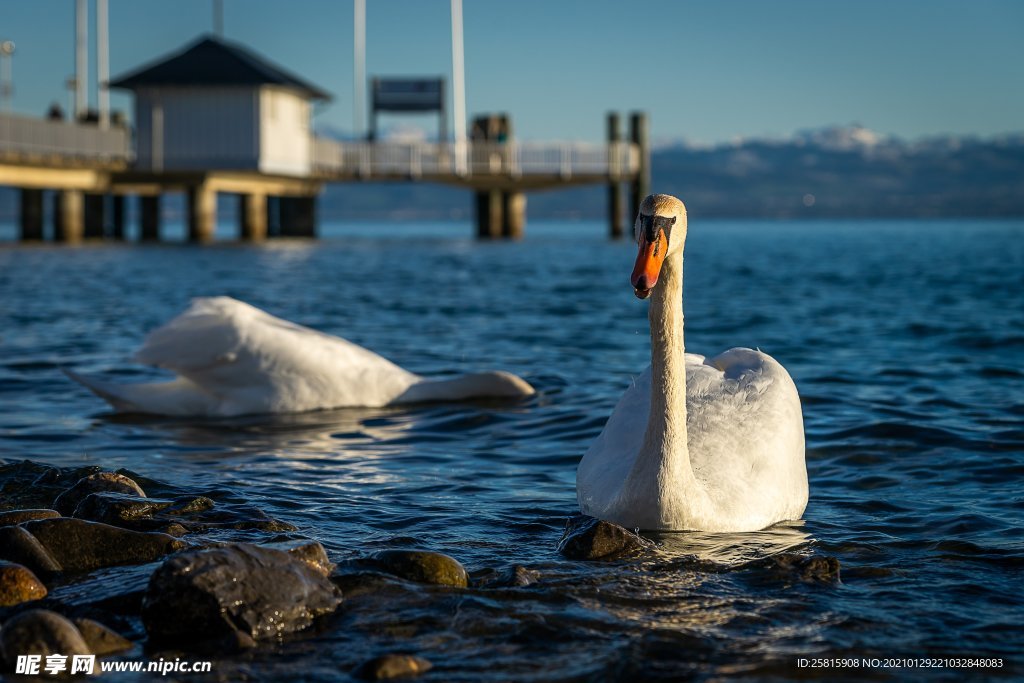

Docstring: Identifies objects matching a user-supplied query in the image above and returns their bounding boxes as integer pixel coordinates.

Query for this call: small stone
[472,565,540,589]
[53,472,146,516]
[765,553,842,583]
[72,618,133,656]
[370,550,469,588]
[21,518,185,572]
[0,609,90,662]
[0,525,62,574]
[0,509,60,527]
[72,492,174,525]
[288,541,335,577]
[142,543,343,647]
[557,515,655,560]
[0,561,48,606]
[354,654,433,680]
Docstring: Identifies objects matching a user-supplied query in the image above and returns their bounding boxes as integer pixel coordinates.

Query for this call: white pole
[97,0,109,128]
[353,0,365,138]
[76,0,88,119]
[450,0,467,175]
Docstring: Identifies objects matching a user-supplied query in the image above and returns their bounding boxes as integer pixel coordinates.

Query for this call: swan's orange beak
[631,230,667,299]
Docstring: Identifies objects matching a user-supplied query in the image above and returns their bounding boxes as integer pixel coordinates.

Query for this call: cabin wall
[258,87,311,176]
[134,87,259,170]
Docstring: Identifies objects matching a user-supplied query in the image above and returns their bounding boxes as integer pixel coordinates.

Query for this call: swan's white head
[631,194,687,299]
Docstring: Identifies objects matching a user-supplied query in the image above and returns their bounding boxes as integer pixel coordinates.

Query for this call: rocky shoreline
[0,460,840,679]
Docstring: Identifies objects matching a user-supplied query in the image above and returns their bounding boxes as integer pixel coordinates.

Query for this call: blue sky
[1,0,1022,144]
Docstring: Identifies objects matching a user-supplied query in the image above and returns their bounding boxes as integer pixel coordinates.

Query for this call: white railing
[312,137,638,179]
[0,112,131,162]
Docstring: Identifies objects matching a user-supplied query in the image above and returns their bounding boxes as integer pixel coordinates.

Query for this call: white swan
[577,194,807,532]
[67,296,534,416]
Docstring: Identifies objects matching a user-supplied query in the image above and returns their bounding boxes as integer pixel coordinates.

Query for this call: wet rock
[0,509,60,527]
[21,518,185,573]
[53,472,146,517]
[288,541,335,577]
[0,526,62,575]
[72,618,132,656]
[142,543,342,647]
[0,461,101,510]
[557,515,655,560]
[72,492,174,525]
[764,553,841,583]
[354,654,433,680]
[0,609,90,662]
[0,561,48,606]
[370,550,469,588]
[472,565,540,588]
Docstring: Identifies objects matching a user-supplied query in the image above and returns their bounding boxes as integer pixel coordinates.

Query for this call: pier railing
[0,112,131,165]
[311,138,638,181]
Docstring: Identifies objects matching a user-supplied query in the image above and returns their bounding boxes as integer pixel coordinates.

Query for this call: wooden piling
[629,111,650,223]
[187,184,216,243]
[54,190,84,243]
[239,192,268,241]
[140,195,161,241]
[84,194,107,239]
[279,196,316,237]
[111,195,125,239]
[475,190,503,239]
[608,112,624,239]
[502,191,525,239]
[19,189,45,241]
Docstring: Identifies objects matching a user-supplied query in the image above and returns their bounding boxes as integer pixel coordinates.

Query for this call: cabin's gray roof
[110,35,330,100]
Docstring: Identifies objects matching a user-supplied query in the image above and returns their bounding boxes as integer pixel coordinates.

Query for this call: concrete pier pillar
[187,184,216,243]
[502,191,525,239]
[607,112,625,239]
[84,194,107,239]
[629,111,650,223]
[54,190,85,243]
[475,189,503,239]
[111,195,126,240]
[19,189,45,241]
[279,196,316,237]
[239,192,268,241]
[140,195,161,241]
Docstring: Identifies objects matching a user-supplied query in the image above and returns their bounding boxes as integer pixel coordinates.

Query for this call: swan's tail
[63,369,215,415]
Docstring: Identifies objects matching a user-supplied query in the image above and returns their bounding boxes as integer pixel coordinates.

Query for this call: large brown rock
[0,561,47,606]
[0,609,90,662]
[0,509,60,527]
[53,472,145,517]
[72,618,132,656]
[20,518,185,572]
[142,543,343,647]
[0,525,62,575]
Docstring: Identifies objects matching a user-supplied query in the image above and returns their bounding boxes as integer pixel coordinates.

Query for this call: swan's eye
[639,214,676,243]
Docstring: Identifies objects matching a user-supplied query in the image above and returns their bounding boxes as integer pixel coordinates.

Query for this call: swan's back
[577,348,807,531]
[131,297,420,415]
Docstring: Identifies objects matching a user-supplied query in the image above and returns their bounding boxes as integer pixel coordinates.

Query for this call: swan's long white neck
[624,245,708,528]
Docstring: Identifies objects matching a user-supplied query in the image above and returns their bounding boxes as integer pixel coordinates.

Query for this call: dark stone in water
[471,565,540,588]
[20,518,185,573]
[53,472,146,517]
[370,550,469,588]
[0,509,60,527]
[762,553,842,583]
[353,654,433,680]
[557,515,655,560]
[0,526,63,575]
[72,618,132,656]
[72,492,175,525]
[0,609,90,661]
[142,543,342,648]
[287,541,335,577]
[0,560,48,606]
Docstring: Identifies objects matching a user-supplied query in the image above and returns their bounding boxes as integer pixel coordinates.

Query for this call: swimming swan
[576,194,807,532]
[67,296,534,416]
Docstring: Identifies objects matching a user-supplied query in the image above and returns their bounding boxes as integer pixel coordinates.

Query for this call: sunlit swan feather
[576,194,807,532]
[67,296,533,416]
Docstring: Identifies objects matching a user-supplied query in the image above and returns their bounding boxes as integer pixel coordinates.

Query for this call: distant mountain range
[2,125,1022,222]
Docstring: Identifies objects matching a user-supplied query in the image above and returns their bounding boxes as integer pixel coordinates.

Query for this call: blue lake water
[1,219,1022,680]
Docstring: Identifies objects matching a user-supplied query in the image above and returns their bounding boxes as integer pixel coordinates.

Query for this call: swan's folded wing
[133,297,420,412]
